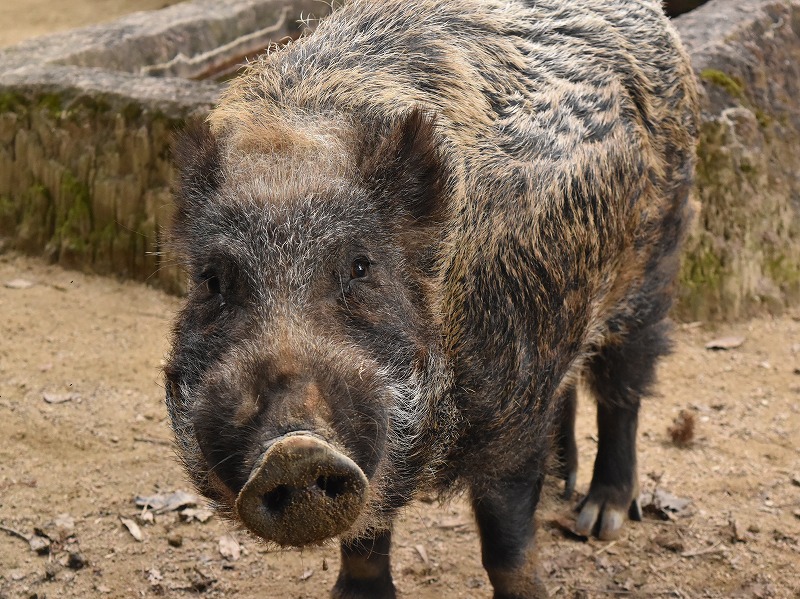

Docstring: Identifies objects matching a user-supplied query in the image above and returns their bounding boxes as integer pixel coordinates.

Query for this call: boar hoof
[236,435,368,546]
[574,487,642,541]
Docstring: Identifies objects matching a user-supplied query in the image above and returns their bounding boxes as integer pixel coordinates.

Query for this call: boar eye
[350,258,370,280]
[200,272,221,296]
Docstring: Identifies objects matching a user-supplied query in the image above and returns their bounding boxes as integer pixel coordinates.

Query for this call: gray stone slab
[1,0,798,319]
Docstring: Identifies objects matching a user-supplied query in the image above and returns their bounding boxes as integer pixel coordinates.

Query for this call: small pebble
[167,533,183,548]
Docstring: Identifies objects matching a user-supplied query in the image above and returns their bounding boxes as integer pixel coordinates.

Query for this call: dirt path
[0,0,185,48]
[0,252,798,598]
[1,1,799,596]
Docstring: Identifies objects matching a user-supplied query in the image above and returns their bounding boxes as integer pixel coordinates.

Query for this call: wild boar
[165,0,699,596]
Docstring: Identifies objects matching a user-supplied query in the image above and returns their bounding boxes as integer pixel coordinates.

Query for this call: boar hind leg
[472,474,549,599]
[332,529,395,599]
[575,320,671,540]
[553,384,578,500]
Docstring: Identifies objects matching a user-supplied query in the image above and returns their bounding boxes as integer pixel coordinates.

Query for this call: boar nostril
[263,484,291,513]
[316,475,348,499]
[236,435,368,545]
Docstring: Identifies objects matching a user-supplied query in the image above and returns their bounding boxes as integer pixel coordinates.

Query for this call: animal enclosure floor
[0,253,798,598]
[0,0,186,48]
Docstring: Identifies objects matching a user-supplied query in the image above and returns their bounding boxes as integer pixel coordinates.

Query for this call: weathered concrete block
[1,0,798,320]
[0,0,328,293]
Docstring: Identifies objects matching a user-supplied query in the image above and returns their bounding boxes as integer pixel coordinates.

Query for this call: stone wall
[0,0,327,293]
[675,0,800,321]
[1,0,799,319]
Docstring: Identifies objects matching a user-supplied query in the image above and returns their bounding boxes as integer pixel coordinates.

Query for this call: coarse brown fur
[165,0,699,596]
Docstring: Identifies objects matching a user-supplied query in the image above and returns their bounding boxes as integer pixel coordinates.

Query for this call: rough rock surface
[675,0,800,320]
[0,0,798,319]
[0,0,327,291]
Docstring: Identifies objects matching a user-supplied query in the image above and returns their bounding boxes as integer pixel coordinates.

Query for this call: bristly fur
[165,0,699,595]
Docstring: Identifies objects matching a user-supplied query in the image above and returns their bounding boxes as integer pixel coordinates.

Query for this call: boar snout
[236,434,368,546]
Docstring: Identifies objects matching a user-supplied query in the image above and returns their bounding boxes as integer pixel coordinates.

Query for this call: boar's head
[164,109,454,546]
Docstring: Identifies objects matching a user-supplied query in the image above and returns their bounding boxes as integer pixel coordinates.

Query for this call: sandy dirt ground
[1,1,800,598]
[0,253,799,599]
[0,0,186,48]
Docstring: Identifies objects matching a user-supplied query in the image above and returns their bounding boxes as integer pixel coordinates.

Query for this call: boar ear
[362,108,449,226]
[172,118,223,209]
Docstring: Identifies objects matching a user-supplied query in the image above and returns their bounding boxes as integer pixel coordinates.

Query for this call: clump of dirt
[1,252,799,598]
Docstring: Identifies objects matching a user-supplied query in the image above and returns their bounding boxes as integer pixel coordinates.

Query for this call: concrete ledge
[0,0,330,292]
[1,0,799,319]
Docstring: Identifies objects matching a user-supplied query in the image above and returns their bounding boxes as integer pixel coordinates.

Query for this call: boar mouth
[235,433,368,546]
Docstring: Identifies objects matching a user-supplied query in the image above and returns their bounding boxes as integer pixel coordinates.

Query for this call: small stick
[595,540,619,555]
[0,524,30,542]
[681,541,725,558]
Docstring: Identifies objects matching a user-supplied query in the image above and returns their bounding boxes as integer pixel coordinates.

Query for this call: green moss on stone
[36,93,62,118]
[0,91,26,114]
[121,103,144,122]
[0,194,18,232]
[754,109,773,129]
[56,171,94,260]
[700,69,745,100]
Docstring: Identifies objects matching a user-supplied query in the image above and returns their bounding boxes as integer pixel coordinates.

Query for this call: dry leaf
[52,514,75,540]
[299,569,314,581]
[668,410,696,446]
[4,279,34,289]
[218,534,241,561]
[120,517,143,541]
[654,532,684,552]
[134,491,201,514]
[414,544,430,567]
[642,489,692,520]
[705,336,745,350]
[42,392,78,404]
[28,535,51,555]
[180,507,214,523]
[147,568,163,584]
[549,515,589,542]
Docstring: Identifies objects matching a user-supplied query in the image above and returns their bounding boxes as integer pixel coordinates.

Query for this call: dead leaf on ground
[42,392,79,404]
[705,336,745,350]
[414,544,430,567]
[28,534,51,555]
[134,491,202,514]
[299,569,314,581]
[641,489,692,520]
[730,519,749,543]
[435,517,468,530]
[147,568,163,585]
[52,514,75,540]
[218,534,241,561]
[548,515,589,542]
[654,532,684,552]
[120,517,143,542]
[179,507,214,523]
[668,410,696,446]
[4,278,34,289]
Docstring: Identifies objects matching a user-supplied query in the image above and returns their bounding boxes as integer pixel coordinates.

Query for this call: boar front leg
[575,320,671,540]
[472,474,549,599]
[332,529,396,599]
